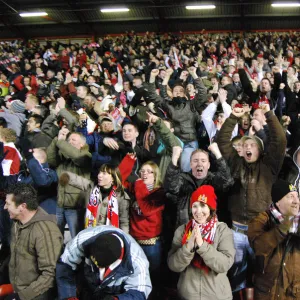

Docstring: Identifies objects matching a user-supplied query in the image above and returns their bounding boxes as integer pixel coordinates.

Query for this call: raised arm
[262,105,287,176]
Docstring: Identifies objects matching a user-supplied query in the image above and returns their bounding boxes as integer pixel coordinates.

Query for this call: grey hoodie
[0,107,26,137]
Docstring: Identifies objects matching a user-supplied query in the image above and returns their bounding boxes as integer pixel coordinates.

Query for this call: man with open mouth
[248,179,300,300]
[217,103,286,298]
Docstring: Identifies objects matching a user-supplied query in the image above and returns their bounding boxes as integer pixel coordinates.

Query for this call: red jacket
[119,155,166,240]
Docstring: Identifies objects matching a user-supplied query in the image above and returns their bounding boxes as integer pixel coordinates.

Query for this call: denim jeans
[39,198,57,215]
[228,224,255,292]
[56,206,84,239]
[140,239,162,273]
[0,201,12,247]
[180,140,199,172]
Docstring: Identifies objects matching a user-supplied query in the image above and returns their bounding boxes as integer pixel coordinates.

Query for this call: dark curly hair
[6,183,38,211]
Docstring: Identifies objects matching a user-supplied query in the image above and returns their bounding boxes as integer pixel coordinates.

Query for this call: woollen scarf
[269,203,300,233]
[182,216,218,273]
[85,185,119,228]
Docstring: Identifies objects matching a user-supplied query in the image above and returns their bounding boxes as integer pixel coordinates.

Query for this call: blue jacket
[56,225,152,300]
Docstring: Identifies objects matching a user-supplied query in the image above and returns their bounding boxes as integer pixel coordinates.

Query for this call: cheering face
[240,115,250,130]
[139,164,155,185]
[190,152,210,180]
[98,171,113,189]
[260,79,271,93]
[192,202,211,224]
[172,86,185,98]
[243,139,260,163]
[277,191,300,217]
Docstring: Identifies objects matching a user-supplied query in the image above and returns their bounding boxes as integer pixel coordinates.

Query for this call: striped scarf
[99,234,124,281]
[85,186,119,229]
[269,203,300,233]
[182,216,218,273]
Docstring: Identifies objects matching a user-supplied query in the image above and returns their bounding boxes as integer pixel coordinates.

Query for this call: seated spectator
[56,226,152,300]
[167,185,235,300]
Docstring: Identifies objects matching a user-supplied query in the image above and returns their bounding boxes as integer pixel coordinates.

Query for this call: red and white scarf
[106,187,119,228]
[269,203,300,233]
[99,234,124,281]
[182,216,218,273]
[85,186,119,229]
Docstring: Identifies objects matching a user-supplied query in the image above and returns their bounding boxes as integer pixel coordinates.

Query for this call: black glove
[4,293,21,300]
[0,142,8,164]
[19,138,33,160]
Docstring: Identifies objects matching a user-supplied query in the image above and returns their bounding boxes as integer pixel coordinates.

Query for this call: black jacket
[164,158,234,228]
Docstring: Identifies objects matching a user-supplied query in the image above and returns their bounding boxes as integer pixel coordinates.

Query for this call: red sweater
[119,155,166,240]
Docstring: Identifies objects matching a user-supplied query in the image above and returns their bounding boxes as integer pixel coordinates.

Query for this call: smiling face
[122,124,138,143]
[4,194,22,220]
[190,152,210,179]
[192,201,211,224]
[243,139,260,163]
[277,191,300,217]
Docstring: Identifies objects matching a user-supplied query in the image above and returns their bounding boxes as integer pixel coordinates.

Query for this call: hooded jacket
[9,207,63,300]
[46,137,92,208]
[216,111,286,224]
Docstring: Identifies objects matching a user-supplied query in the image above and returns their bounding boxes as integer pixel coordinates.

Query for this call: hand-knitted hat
[10,100,25,113]
[271,179,297,204]
[190,185,217,210]
[88,234,122,268]
[241,135,264,154]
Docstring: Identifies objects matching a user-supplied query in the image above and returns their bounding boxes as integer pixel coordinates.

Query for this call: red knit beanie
[190,185,217,210]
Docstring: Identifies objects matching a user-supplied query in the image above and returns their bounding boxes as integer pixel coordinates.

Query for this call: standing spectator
[168,185,235,300]
[216,104,286,295]
[47,127,92,237]
[164,142,233,228]
[248,179,300,300]
[59,163,130,233]
[3,183,63,299]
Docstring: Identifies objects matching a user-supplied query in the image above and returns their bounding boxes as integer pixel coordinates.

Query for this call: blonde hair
[0,128,17,143]
[190,149,209,162]
[99,164,123,193]
[140,161,162,188]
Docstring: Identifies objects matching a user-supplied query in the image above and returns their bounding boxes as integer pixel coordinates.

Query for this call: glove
[19,138,33,160]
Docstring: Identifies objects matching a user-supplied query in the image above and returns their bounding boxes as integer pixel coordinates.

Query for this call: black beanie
[89,234,122,268]
[271,179,297,204]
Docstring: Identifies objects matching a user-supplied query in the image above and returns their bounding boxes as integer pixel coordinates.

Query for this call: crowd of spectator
[0,29,299,300]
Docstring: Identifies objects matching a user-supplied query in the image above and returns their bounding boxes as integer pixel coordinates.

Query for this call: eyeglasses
[140,170,154,174]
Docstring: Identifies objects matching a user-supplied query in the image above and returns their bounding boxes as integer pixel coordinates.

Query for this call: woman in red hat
[168,185,235,300]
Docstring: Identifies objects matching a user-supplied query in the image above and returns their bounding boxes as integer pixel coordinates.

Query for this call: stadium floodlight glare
[19,12,48,17]
[100,8,130,12]
[186,5,216,9]
[271,2,300,7]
